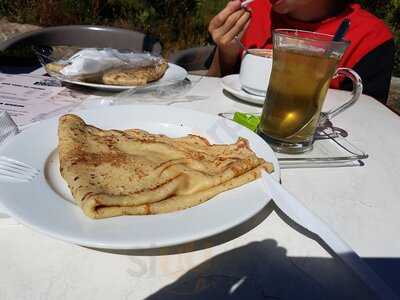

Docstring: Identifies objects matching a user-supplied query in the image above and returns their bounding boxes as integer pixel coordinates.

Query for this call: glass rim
[273,29,350,46]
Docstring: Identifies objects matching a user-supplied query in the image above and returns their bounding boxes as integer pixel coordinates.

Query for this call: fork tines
[0,156,39,182]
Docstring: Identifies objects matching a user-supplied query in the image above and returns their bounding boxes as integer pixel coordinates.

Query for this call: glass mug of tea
[257,29,363,154]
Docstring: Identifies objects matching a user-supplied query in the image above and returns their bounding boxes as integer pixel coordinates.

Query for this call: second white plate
[57,63,188,91]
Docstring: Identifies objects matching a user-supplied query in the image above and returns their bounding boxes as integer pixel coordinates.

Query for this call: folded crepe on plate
[58,114,273,219]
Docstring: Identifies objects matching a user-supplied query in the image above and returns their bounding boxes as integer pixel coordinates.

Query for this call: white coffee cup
[239,49,273,97]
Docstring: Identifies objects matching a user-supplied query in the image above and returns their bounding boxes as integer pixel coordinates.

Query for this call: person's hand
[208,0,251,59]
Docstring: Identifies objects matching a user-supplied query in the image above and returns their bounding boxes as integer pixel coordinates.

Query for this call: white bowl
[239,49,273,96]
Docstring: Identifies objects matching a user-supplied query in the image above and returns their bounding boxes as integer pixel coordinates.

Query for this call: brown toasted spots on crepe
[58,114,274,219]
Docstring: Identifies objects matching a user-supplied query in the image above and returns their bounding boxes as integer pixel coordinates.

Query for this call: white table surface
[0,75,399,300]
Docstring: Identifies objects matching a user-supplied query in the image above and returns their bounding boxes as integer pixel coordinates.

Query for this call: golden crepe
[102,60,168,86]
[58,114,273,219]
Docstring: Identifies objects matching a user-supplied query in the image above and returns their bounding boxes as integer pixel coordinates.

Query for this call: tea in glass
[257,29,360,154]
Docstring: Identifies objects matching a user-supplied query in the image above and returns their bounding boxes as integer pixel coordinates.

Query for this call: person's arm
[341,40,395,104]
[207,47,242,77]
[207,0,250,77]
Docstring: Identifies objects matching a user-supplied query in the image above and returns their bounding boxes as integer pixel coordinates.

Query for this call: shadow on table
[363,258,400,299]
[144,239,382,300]
[91,202,399,299]
[138,203,398,299]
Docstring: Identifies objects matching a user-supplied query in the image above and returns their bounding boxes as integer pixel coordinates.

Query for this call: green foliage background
[0,0,399,75]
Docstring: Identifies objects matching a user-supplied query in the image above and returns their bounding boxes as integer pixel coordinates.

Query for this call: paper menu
[0,73,85,126]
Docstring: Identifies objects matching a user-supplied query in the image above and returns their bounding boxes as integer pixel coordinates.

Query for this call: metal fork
[0,156,39,182]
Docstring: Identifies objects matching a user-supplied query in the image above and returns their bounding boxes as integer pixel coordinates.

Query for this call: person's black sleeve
[341,39,395,104]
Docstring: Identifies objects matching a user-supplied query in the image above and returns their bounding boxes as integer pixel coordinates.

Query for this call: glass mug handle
[323,68,363,120]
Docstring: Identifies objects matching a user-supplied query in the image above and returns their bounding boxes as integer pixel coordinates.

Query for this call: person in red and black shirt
[208,0,395,104]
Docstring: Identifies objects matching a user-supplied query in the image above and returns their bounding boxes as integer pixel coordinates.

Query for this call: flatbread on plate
[102,60,169,86]
[45,56,168,86]
[58,114,273,219]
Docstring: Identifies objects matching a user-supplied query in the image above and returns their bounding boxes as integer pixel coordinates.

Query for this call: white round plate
[0,105,279,250]
[57,63,188,91]
[221,74,266,105]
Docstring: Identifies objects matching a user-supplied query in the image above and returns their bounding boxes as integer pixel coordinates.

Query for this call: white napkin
[0,110,19,221]
[60,49,159,77]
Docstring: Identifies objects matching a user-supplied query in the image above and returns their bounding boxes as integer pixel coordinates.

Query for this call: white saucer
[221,74,265,105]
